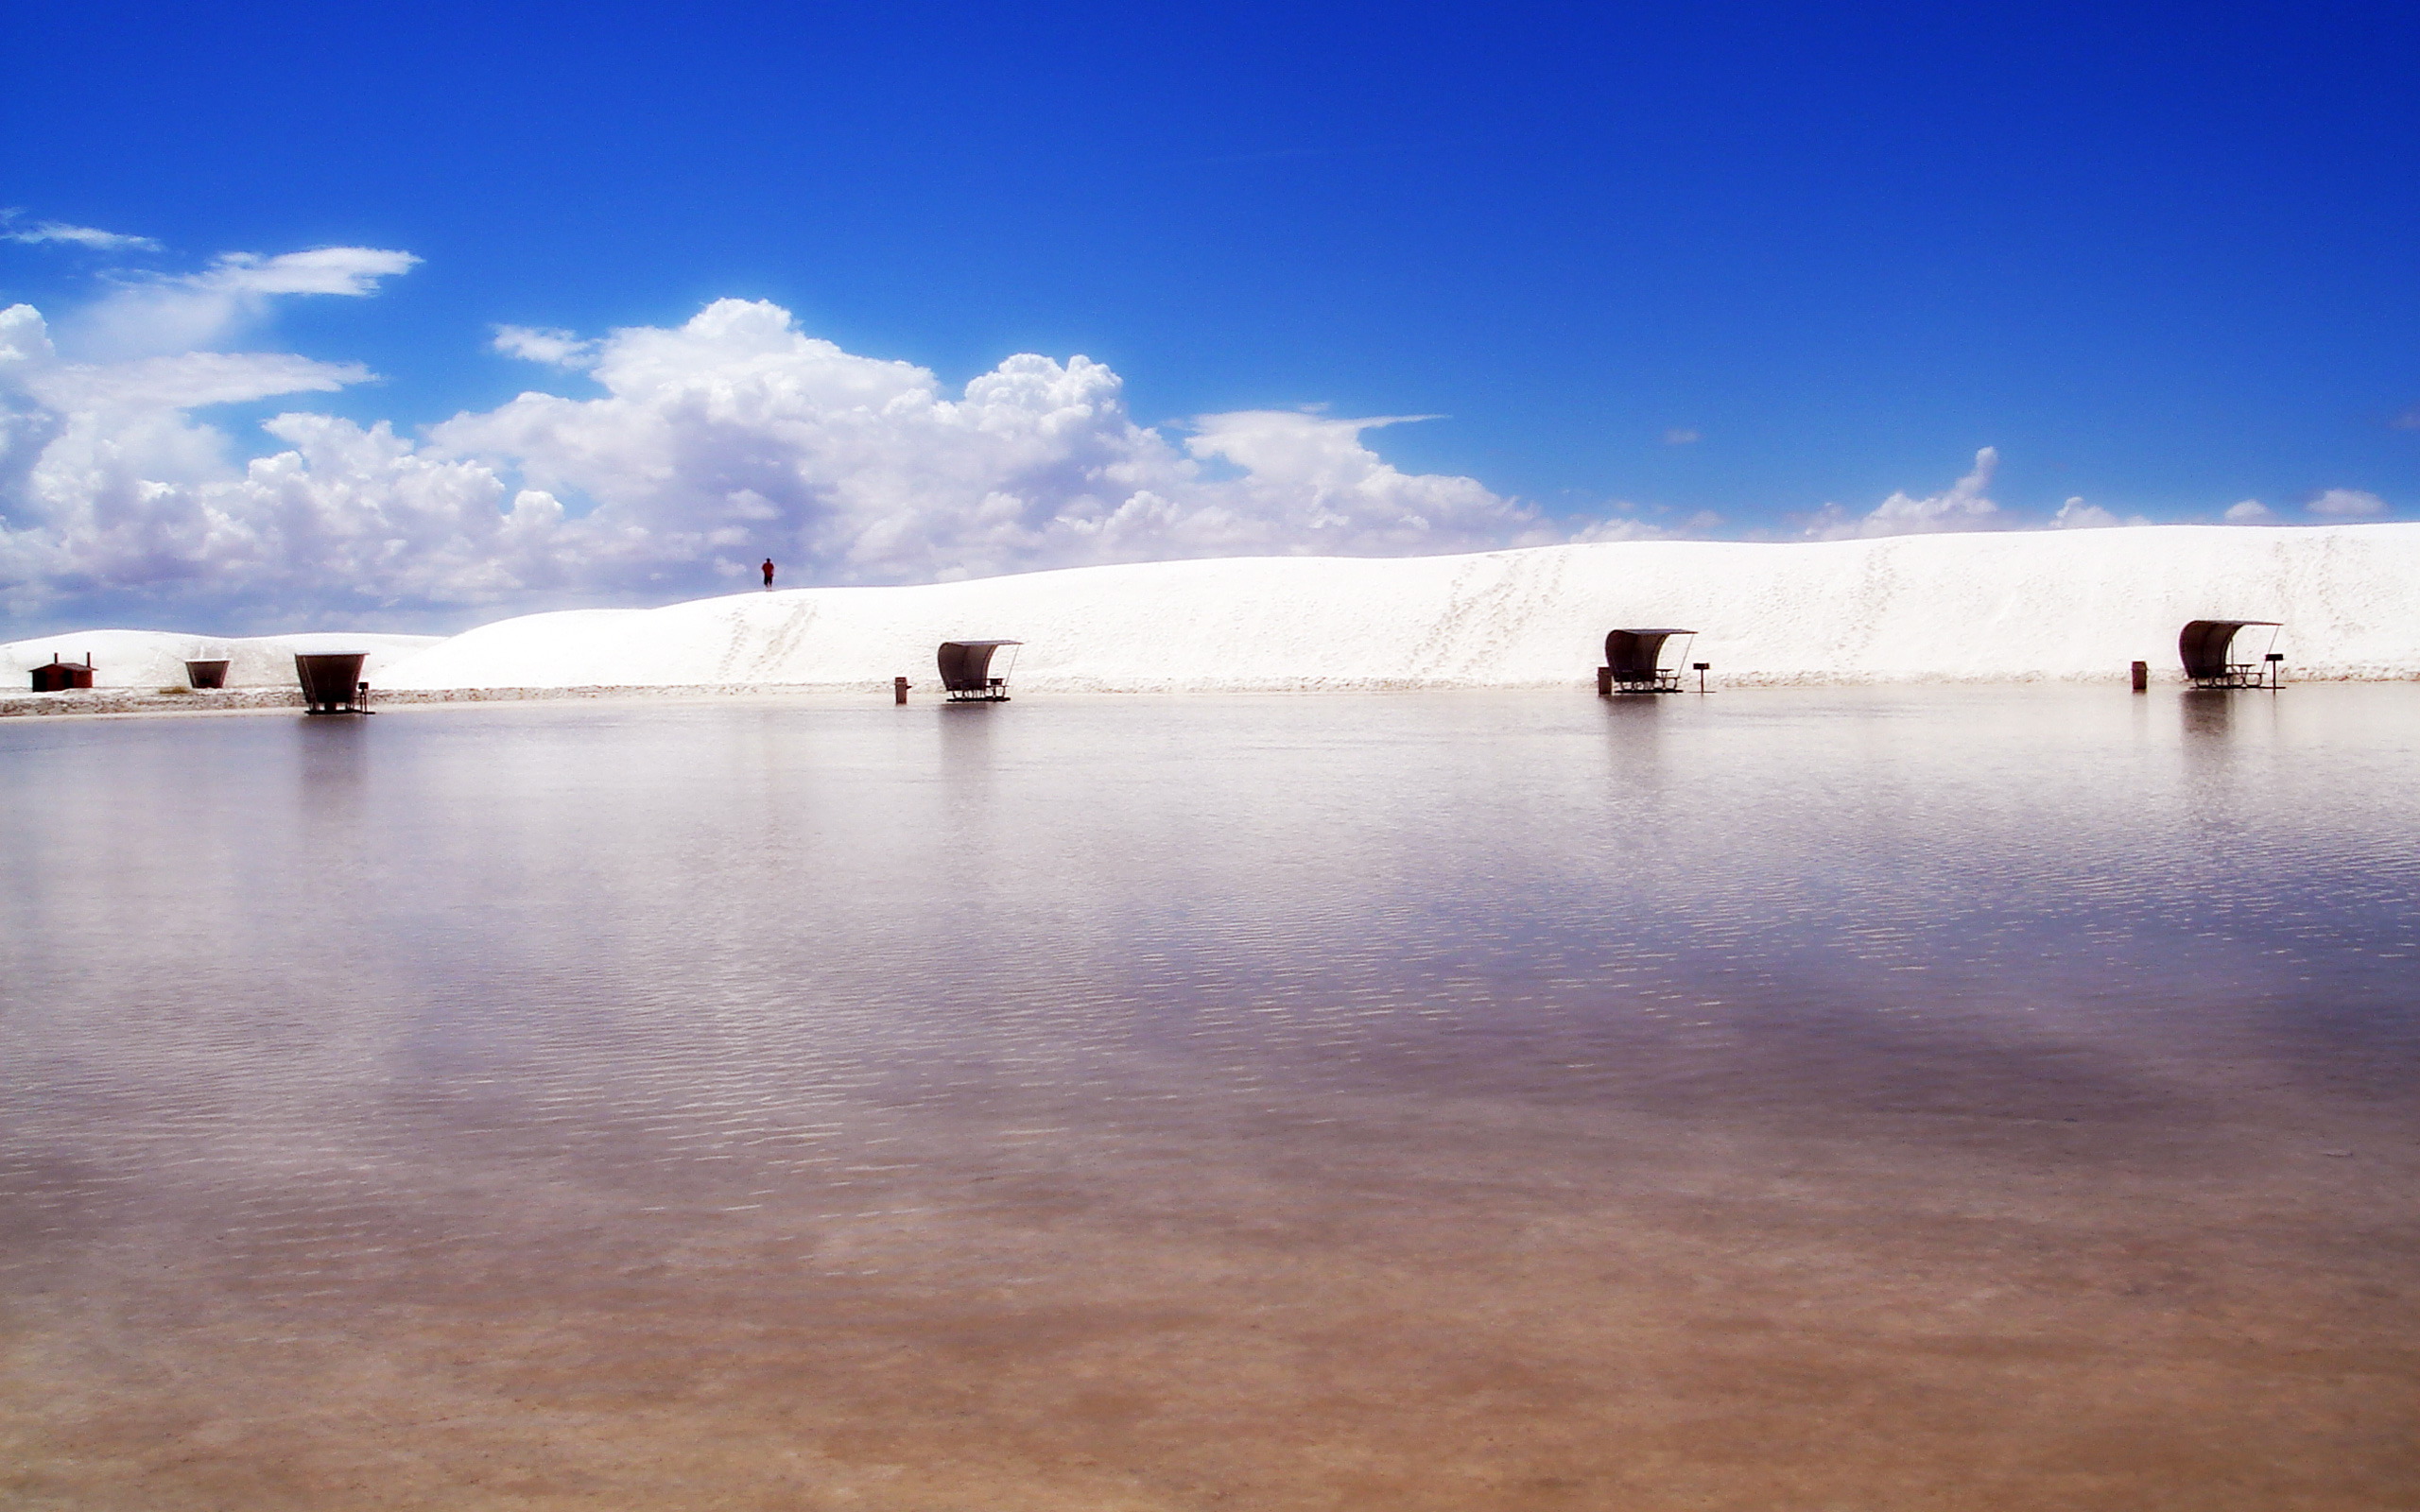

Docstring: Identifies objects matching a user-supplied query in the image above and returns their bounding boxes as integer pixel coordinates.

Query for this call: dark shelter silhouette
[761,558,775,589]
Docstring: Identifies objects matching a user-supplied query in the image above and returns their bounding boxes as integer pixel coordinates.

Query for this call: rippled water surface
[4,687,2417,1510]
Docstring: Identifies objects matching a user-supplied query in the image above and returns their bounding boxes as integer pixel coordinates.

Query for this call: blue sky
[4,0,2417,632]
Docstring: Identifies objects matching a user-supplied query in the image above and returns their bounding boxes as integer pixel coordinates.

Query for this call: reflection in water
[2179,686,2237,739]
[3,686,2417,1511]
[1597,691,1673,803]
[935,698,1002,835]
[295,714,371,842]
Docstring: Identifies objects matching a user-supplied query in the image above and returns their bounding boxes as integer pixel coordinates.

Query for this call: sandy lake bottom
[3,686,2415,1510]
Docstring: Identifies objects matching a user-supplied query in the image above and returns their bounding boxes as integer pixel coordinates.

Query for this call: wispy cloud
[1569,516,1678,542]
[0,211,163,252]
[1663,427,1701,445]
[26,352,373,413]
[493,325,599,368]
[2224,498,2272,523]
[194,248,419,298]
[67,247,420,359]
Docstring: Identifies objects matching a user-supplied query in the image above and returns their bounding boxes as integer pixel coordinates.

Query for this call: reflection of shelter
[1599,628,1697,694]
[185,659,230,690]
[2179,688,2235,740]
[937,640,1022,703]
[295,653,371,714]
[2179,620,2281,690]
[28,654,95,692]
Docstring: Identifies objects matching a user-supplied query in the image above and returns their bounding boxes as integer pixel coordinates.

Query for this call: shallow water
[3,686,2416,1510]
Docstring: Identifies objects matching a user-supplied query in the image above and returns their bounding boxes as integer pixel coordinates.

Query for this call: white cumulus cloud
[2223,498,2273,523]
[1,290,1555,627]
[2049,495,2152,529]
[1804,447,2001,540]
[2050,495,2121,528]
[26,255,2379,637]
[424,301,1554,589]
[2307,487,2386,518]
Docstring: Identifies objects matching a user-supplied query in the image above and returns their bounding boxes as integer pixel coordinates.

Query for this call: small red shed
[28,654,95,692]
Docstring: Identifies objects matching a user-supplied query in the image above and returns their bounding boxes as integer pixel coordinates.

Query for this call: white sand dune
[378,524,2420,691]
[11,524,2414,696]
[1,630,441,691]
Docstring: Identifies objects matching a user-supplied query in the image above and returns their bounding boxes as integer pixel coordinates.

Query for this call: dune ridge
[381,525,2420,690]
[9,524,2416,695]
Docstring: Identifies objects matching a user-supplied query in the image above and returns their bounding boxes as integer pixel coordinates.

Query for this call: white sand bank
[378,524,2420,691]
[10,524,2412,698]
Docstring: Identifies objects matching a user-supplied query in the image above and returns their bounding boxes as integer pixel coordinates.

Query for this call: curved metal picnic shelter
[2178,620,2281,690]
[937,639,1022,702]
[295,652,372,713]
[1602,628,1697,693]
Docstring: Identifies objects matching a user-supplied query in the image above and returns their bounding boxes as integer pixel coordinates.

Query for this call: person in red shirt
[761,558,775,589]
